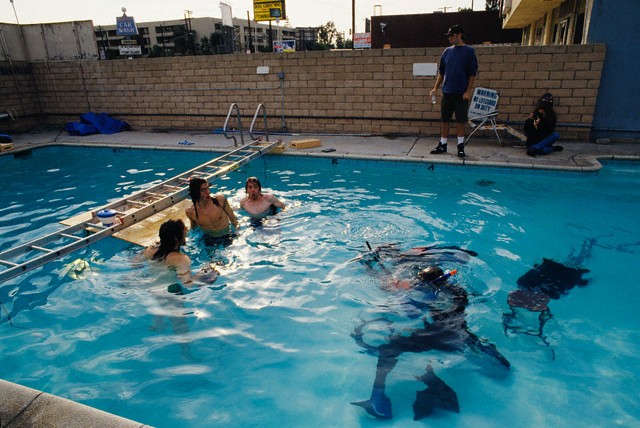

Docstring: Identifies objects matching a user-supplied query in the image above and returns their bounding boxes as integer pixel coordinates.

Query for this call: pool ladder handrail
[0,107,17,121]
[223,103,244,147]
[0,139,283,284]
[249,103,269,142]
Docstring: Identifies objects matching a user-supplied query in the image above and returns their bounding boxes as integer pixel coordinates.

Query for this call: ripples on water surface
[1,147,639,427]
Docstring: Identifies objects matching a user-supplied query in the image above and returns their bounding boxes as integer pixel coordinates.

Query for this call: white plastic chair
[465,87,503,145]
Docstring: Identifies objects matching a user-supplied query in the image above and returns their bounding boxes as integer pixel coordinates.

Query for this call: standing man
[430,25,478,158]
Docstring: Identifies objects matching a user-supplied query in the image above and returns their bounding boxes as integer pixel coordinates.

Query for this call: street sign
[119,45,142,56]
[116,15,138,36]
[253,0,285,22]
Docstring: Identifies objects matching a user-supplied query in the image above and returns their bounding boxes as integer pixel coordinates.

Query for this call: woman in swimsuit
[142,219,217,285]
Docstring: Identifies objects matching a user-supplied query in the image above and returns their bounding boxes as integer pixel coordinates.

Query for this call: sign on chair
[469,87,499,119]
[466,87,527,145]
[465,87,503,145]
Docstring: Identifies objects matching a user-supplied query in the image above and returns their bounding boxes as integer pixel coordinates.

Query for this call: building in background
[499,0,639,141]
[95,17,297,58]
[501,0,589,45]
[370,10,522,49]
[295,27,318,51]
[0,21,97,62]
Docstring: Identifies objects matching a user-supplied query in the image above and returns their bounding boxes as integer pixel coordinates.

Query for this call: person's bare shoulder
[268,193,285,208]
[141,246,157,260]
[166,252,191,270]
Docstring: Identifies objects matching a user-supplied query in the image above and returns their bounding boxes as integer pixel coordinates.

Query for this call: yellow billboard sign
[253,0,285,22]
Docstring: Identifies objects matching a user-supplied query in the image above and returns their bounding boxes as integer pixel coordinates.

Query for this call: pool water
[1,146,639,427]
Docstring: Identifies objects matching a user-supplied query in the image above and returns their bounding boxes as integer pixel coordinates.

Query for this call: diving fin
[351,387,392,419]
[413,365,459,420]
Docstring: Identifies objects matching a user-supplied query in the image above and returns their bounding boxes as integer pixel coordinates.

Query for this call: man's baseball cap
[445,25,464,36]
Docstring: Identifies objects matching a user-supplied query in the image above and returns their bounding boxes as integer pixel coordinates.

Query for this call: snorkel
[433,269,457,284]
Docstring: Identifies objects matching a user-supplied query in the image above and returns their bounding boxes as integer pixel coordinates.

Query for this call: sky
[0,0,483,34]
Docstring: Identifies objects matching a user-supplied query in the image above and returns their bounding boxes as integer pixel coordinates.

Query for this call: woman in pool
[142,219,217,286]
[240,177,285,219]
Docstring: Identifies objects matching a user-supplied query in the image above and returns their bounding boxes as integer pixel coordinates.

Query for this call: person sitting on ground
[142,219,217,286]
[524,93,563,156]
[240,176,285,219]
[186,177,239,241]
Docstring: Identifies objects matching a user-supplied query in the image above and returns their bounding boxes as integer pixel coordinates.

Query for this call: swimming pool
[1,146,639,427]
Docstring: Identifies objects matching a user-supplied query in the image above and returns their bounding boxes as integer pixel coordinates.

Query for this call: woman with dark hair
[524,93,563,156]
[185,177,238,241]
[142,219,217,285]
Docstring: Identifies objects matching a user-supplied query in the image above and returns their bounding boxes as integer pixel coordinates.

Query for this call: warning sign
[468,87,499,119]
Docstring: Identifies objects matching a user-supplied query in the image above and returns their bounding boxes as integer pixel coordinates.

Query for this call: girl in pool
[142,219,217,286]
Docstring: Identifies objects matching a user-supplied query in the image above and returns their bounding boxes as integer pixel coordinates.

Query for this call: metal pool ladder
[223,103,244,147]
[223,103,271,147]
[0,140,281,284]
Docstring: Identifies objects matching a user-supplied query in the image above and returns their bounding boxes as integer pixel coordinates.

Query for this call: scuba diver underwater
[351,243,510,420]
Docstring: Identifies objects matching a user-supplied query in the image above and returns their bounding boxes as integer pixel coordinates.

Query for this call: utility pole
[161,23,166,56]
[184,9,193,55]
[247,11,254,53]
[438,6,452,13]
[351,0,355,49]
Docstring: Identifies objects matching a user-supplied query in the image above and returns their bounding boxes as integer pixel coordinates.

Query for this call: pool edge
[0,378,151,427]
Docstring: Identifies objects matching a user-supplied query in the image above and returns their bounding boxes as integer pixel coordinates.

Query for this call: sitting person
[240,177,285,219]
[141,219,218,287]
[186,177,239,243]
[524,93,563,156]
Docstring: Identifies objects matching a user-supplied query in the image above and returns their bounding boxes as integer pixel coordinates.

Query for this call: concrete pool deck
[1,128,639,427]
[4,128,640,171]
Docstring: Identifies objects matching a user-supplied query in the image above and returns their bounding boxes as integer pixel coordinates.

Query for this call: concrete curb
[0,379,150,428]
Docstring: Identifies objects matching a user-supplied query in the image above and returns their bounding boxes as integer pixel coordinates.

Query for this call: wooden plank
[290,138,321,149]
[113,199,192,247]
[60,199,192,248]
[61,211,93,227]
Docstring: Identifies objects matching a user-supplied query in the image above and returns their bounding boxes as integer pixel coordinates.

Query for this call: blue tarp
[0,134,12,143]
[80,112,130,134]
[64,122,98,136]
[65,112,130,136]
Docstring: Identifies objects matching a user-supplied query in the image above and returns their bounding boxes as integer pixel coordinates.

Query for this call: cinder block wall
[1,43,605,140]
[0,62,41,132]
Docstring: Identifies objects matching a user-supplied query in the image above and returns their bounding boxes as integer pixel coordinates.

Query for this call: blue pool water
[1,146,639,427]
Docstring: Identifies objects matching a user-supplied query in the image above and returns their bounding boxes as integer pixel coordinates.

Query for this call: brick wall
[1,43,605,140]
[0,62,41,132]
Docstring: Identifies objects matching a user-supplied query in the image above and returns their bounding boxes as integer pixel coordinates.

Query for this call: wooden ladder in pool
[0,140,283,284]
